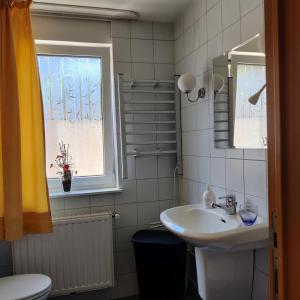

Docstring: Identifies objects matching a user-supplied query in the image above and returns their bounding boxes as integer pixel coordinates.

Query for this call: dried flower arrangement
[50,142,77,192]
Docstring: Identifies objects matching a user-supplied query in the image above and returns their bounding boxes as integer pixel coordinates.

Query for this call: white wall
[48,20,177,299]
[114,20,177,298]
[175,0,269,298]
[0,20,176,300]
[0,4,270,299]
[32,15,111,43]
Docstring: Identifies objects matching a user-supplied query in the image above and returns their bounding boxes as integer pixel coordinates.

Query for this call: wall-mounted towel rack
[117,74,182,179]
[214,77,232,148]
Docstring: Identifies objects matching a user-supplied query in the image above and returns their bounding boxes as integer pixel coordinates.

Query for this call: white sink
[160,204,270,299]
[160,204,269,250]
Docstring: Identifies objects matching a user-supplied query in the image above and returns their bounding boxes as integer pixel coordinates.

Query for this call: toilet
[0,274,51,300]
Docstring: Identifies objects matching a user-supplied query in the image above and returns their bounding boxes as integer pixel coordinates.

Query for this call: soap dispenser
[203,184,216,208]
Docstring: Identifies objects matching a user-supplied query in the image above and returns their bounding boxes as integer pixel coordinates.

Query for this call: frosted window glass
[37,55,103,178]
[234,63,267,149]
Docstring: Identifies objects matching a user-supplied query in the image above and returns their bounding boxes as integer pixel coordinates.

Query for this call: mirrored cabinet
[213,33,267,149]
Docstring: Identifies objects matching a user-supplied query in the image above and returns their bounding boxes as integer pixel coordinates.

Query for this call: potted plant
[50,142,77,192]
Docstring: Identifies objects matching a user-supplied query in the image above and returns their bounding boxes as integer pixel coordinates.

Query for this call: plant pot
[62,172,72,192]
[62,179,72,192]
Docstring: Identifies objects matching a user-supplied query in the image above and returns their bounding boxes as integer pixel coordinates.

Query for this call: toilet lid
[0,274,51,300]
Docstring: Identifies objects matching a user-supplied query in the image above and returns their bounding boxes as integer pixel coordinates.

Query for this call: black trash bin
[132,230,186,300]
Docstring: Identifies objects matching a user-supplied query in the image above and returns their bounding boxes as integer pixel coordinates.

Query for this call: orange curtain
[0,0,52,241]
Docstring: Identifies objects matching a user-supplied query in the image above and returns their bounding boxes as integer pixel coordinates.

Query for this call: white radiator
[12,213,114,296]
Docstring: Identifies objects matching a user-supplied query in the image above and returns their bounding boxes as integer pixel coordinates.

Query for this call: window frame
[35,40,118,194]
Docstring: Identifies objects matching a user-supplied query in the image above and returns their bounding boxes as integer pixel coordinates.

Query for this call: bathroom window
[234,63,267,148]
[36,41,116,194]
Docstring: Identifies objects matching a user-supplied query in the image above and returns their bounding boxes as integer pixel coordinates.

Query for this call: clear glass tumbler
[239,202,258,226]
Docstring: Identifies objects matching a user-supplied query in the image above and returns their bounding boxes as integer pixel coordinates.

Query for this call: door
[265,0,300,299]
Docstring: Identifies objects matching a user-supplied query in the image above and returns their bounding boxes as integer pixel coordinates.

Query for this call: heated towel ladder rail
[117,74,182,179]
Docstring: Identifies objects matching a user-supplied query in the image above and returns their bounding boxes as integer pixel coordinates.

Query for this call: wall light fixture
[177,73,205,103]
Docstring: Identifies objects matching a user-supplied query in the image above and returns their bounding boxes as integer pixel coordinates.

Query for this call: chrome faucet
[212,195,237,215]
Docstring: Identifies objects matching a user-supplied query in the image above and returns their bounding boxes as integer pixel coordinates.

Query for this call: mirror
[213,33,267,149]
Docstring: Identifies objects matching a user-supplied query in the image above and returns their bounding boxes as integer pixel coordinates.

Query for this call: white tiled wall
[0,21,176,300]
[50,21,176,299]
[175,0,269,298]
[0,4,270,299]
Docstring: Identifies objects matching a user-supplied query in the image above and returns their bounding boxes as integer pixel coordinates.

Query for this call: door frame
[265,0,300,298]
[265,0,283,299]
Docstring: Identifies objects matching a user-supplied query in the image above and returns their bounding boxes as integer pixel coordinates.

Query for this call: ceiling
[35,0,191,22]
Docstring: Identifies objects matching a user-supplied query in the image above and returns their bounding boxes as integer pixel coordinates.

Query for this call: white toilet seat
[23,286,51,300]
[0,274,52,300]
[22,287,51,300]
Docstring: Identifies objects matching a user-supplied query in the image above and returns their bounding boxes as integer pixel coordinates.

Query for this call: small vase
[62,171,72,192]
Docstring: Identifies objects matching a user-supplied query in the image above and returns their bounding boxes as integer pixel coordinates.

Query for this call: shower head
[248,83,266,105]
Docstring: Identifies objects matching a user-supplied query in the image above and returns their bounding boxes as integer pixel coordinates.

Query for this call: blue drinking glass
[239,202,258,226]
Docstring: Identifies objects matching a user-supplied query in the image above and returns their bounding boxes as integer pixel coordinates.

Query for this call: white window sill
[49,187,123,199]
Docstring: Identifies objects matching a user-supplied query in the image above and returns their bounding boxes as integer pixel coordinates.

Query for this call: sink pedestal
[195,247,253,300]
